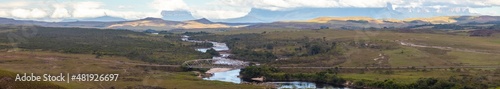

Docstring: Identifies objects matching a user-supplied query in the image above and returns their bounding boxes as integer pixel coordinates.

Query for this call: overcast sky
[1,0,500,21]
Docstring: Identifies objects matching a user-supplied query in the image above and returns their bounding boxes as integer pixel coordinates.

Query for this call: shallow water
[203,69,242,83]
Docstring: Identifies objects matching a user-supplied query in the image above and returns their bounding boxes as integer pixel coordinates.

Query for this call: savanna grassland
[190,28,500,88]
[0,24,499,88]
[0,51,262,89]
[0,25,262,89]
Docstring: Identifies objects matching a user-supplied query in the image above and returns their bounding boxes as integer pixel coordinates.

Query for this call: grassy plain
[202,29,500,67]
[0,51,262,89]
[193,28,500,88]
[0,25,262,89]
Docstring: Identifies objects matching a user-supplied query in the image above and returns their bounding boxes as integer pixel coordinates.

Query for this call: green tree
[206,48,220,56]
[308,45,322,55]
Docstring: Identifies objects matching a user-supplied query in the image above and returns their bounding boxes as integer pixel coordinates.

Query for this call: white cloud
[10,8,47,19]
[214,0,500,10]
[105,10,159,20]
[0,9,10,17]
[71,1,107,18]
[214,0,399,11]
[1,0,500,21]
[191,8,250,19]
[0,1,30,8]
[10,9,29,18]
[30,8,47,18]
[152,0,189,11]
[50,4,71,18]
[187,1,251,19]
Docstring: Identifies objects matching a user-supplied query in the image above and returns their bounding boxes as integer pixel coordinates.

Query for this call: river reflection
[203,69,242,83]
[271,81,345,89]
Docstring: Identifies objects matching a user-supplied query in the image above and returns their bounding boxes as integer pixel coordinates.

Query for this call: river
[182,35,346,89]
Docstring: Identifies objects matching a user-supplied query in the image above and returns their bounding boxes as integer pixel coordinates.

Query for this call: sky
[1,0,500,21]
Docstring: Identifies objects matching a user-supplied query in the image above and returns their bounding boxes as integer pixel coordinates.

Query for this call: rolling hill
[248,16,500,29]
[0,17,237,31]
[1,15,500,31]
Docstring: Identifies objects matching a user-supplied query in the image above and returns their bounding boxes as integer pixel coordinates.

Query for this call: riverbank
[239,65,500,89]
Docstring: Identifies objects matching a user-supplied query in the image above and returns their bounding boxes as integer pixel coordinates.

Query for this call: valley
[1,15,500,89]
[3,0,500,89]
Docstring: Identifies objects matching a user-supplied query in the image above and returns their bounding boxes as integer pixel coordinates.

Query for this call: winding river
[182,35,346,89]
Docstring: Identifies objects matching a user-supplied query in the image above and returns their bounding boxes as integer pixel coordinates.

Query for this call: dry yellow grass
[284,16,481,24]
[179,21,229,29]
[107,20,167,28]
[298,16,385,23]
[403,16,458,24]
[107,20,230,29]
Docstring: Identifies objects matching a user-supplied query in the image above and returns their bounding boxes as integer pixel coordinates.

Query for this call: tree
[240,66,277,81]
[308,45,322,55]
[206,48,219,56]
[469,30,494,37]
[315,72,328,83]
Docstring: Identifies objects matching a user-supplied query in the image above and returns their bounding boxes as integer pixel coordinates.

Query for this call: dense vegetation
[241,66,500,89]
[0,25,211,64]
[191,32,398,66]
[241,66,346,86]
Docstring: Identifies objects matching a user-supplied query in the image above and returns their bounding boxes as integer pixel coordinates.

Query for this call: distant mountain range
[107,17,232,30]
[1,15,500,31]
[61,16,128,22]
[62,4,473,24]
[0,17,245,31]
[125,3,474,23]
[248,16,500,29]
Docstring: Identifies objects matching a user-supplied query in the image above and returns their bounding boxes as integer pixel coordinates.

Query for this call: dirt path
[87,58,180,67]
[399,41,497,54]
[277,65,500,69]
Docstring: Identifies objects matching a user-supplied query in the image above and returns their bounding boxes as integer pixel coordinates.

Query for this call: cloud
[0,1,30,8]
[70,1,159,20]
[50,4,70,18]
[71,2,107,18]
[191,8,250,19]
[11,8,48,19]
[214,0,399,10]
[1,0,500,21]
[104,10,159,20]
[152,0,189,11]
[0,10,10,17]
[214,0,500,10]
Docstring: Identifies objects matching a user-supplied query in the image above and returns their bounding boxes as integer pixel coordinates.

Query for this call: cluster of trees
[240,66,346,86]
[267,72,346,85]
[205,48,220,56]
[408,24,467,30]
[241,66,496,89]
[182,31,210,36]
[0,26,210,64]
[352,76,490,89]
